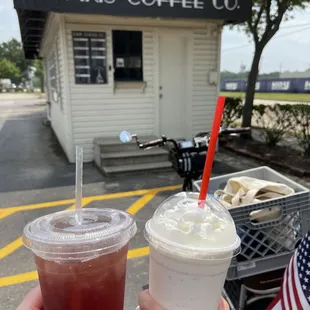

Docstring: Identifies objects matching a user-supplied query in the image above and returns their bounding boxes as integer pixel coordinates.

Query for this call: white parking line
[0,116,7,132]
[0,100,45,131]
[0,100,13,132]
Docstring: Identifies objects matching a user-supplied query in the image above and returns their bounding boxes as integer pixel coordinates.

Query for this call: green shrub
[290,104,310,157]
[222,97,243,127]
[253,104,292,147]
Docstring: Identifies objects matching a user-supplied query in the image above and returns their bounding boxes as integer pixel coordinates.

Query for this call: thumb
[16,286,43,310]
[218,297,230,310]
[138,290,165,310]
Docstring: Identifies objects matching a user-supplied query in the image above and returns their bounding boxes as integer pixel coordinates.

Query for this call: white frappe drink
[144,192,240,310]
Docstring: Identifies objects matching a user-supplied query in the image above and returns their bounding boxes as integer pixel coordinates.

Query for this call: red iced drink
[23,208,136,310]
[35,245,128,310]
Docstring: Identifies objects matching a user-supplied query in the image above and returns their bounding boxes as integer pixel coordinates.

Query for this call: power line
[281,22,310,29]
[222,23,310,53]
[222,26,310,53]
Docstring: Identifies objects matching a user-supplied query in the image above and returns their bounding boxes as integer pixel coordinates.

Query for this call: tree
[0,59,21,84]
[0,39,33,83]
[241,0,310,129]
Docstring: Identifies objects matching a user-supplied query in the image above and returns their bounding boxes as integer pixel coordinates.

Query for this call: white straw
[75,146,83,225]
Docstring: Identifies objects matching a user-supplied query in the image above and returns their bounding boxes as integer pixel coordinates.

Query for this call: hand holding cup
[138,290,230,310]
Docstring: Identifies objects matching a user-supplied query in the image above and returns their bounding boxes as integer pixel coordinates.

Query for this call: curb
[223,144,309,178]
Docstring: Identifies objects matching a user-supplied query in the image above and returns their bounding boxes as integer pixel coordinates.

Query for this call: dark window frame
[112,30,143,82]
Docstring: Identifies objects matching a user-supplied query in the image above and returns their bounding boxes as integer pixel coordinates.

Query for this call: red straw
[198,96,226,205]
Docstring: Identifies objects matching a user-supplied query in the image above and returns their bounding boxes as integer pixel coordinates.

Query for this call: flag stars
[304,277,309,283]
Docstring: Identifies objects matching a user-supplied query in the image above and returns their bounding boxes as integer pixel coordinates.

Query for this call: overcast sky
[1,1,310,73]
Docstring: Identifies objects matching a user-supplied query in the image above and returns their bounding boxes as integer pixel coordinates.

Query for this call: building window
[47,50,59,104]
[112,30,143,82]
[72,31,107,84]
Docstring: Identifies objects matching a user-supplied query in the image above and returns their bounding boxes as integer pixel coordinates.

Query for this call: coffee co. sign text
[14,0,251,21]
[81,0,242,11]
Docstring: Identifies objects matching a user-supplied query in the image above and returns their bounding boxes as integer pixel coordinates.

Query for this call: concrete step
[101,161,172,176]
[94,136,158,153]
[101,148,169,166]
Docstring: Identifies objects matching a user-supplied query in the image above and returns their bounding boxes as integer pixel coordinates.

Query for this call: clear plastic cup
[23,208,137,310]
[144,192,240,310]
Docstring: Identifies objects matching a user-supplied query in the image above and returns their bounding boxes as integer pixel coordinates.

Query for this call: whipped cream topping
[146,193,239,252]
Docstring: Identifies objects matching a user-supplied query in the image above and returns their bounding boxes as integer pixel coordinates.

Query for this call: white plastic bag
[214,176,294,209]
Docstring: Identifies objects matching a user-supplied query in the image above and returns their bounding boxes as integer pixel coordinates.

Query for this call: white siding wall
[48,33,68,157]
[41,15,71,160]
[66,24,156,161]
[62,16,221,162]
[191,27,220,134]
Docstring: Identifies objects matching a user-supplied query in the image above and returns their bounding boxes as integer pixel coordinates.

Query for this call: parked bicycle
[119,127,250,191]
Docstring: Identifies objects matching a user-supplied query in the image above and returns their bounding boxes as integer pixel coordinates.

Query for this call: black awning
[14,0,252,59]
[16,9,47,59]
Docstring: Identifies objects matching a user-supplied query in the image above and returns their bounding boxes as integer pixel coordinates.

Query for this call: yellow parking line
[0,271,38,288]
[0,246,150,288]
[0,201,94,260]
[0,186,181,220]
[66,197,94,211]
[1,199,75,212]
[0,185,181,260]
[125,184,181,216]
[0,192,151,260]
[0,200,74,220]
[155,185,181,192]
[0,200,93,260]
[0,237,23,260]
[126,191,157,215]
[127,246,150,259]
[0,209,16,220]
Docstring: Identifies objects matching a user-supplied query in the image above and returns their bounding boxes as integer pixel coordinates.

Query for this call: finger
[218,297,230,310]
[138,290,165,310]
[16,286,43,310]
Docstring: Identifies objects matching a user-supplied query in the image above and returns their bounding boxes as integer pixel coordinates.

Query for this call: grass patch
[220,92,310,102]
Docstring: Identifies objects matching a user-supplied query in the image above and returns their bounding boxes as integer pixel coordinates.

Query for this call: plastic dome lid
[144,192,240,259]
[23,208,137,258]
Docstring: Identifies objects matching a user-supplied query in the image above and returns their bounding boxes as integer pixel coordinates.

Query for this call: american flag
[267,232,310,310]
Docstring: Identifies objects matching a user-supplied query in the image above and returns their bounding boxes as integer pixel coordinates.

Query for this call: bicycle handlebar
[138,138,166,149]
[135,127,251,149]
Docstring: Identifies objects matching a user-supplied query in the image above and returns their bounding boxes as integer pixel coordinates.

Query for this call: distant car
[11,83,17,88]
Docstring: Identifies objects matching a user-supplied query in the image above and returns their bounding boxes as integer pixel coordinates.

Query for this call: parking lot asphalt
[0,94,238,309]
